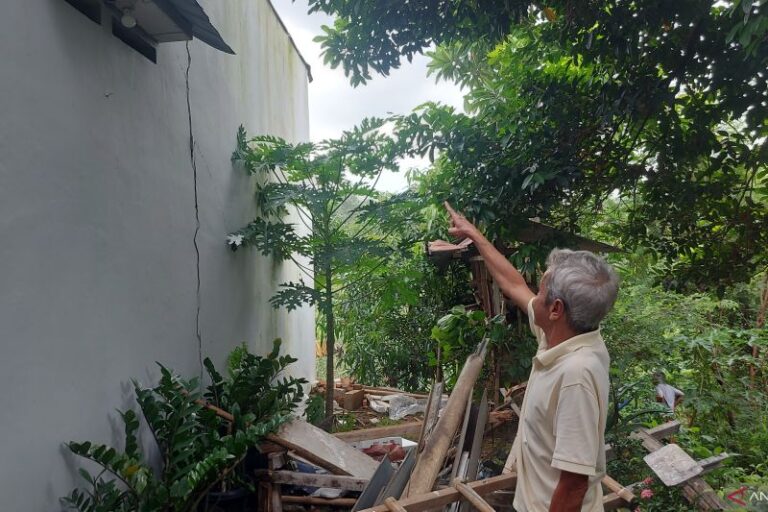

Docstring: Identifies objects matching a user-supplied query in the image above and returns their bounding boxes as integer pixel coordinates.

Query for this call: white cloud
[271,0,465,192]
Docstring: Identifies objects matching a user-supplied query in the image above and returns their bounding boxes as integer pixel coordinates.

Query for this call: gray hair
[543,249,619,333]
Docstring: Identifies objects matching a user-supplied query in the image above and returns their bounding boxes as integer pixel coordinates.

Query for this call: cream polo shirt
[509,298,610,512]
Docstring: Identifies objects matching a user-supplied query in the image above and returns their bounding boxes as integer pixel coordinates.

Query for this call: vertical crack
[185,41,203,380]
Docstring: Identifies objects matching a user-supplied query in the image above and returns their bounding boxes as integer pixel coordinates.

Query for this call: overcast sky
[270,0,465,192]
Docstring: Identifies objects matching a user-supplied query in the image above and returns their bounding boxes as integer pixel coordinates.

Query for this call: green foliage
[63,344,304,512]
[306,0,529,86]
[314,1,768,291]
[600,269,768,485]
[203,339,307,426]
[337,249,473,392]
[303,394,325,426]
[228,121,416,419]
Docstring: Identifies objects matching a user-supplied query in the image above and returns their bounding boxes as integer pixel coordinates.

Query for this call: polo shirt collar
[534,329,603,368]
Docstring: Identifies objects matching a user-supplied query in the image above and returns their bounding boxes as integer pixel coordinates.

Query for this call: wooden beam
[601,475,635,504]
[270,484,283,512]
[281,496,357,507]
[361,386,431,399]
[406,341,488,497]
[255,470,369,492]
[698,453,731,472]
[603,483,641,510]
[644,420,682,439]
[333,421,424,443]
[454,479,496,512]
[358,473,517,512]
[384,497,408,512]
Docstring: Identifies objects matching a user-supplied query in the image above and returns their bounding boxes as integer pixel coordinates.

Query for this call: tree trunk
[324,265,336,423]
[752,272,768,389]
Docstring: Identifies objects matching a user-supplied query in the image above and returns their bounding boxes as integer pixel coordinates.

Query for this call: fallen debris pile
[204,340,684,511]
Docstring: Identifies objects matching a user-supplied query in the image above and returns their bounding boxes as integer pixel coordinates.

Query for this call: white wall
[0,1,314,509]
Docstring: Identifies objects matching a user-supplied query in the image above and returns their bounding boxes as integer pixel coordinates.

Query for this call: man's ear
[548,298,566,321]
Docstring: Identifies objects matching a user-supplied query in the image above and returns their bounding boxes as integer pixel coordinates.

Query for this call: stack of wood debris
[257,340,502,512]
[195,339,732,511]
[253,339,626,512]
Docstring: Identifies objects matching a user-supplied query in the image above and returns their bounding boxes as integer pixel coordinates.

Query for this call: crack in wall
[185,41,203,380]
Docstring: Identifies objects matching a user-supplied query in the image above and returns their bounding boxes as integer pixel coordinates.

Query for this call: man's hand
[445,202,481,241]
[443,201,535,312]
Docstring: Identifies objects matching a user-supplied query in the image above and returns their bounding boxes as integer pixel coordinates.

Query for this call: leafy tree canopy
[314,0,768,290]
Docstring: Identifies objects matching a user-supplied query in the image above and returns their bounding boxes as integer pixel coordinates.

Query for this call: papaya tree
[227,119,408,422]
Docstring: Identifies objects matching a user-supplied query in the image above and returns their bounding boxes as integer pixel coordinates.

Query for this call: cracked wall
[0,1,313,509]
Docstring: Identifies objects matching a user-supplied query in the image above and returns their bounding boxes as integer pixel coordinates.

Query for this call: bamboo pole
[405,340,488,497]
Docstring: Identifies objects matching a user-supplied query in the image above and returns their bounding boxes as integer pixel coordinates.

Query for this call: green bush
[63,341,306,512]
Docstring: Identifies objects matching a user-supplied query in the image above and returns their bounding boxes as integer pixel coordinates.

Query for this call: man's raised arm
[445,202,535,312]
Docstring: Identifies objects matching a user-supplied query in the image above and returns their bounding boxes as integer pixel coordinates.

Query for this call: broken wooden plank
[492,382,527,412]
[644,443,703,486]
[359,473,517,512]
[606,420,681,460]
[406,340,488,497]
[454,479,495,512]
[268,419,378,479]
[333,421,424,443]
[255,470,369,492]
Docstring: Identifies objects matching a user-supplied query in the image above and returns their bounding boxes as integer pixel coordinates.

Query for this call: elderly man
[445,203,619,512]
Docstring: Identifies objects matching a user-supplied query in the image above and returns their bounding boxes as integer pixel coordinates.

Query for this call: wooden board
[644,443,703,486]
[358,473,517,512]
[417,381,444,447]
[255,470,370,492]
[268,419,378,479]
[334,421,423,444]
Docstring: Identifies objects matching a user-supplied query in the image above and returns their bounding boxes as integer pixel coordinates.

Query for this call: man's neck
[545,323,580,349]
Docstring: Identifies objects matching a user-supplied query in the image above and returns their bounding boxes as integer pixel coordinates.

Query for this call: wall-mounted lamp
[120,7,136,28]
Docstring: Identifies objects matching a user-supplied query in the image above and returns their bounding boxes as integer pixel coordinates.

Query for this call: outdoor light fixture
[104,0,234,53]
[120,7,136,28]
